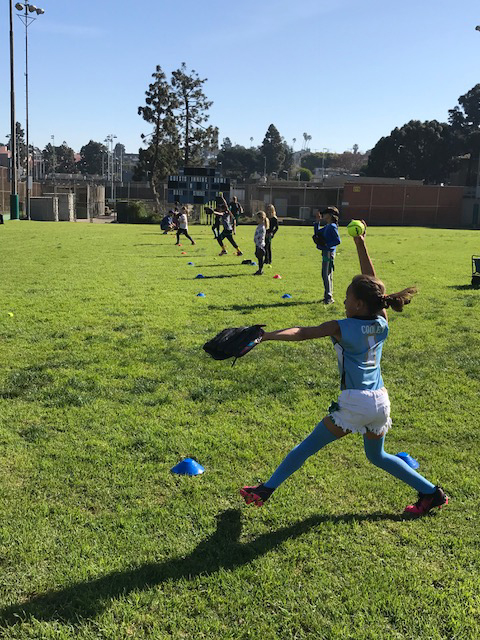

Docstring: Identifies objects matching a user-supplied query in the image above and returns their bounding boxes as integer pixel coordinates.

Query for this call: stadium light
[9,0,19,219]
[16,1,45,220]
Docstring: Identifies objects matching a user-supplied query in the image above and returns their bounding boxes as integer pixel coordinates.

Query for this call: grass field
[0,221,479,639]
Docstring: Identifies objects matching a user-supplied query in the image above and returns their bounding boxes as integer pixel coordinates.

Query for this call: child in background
[211,208,222,239]
[265,204,279,265]
[230,196,244,233]
[175,206,196,246]
[241,225,448,517]
[216,201,243,256]
[253,211,269,275]
[160,210,175,234]
[313,206,341,304]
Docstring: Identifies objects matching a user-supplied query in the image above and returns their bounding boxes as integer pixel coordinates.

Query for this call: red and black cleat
[404,486,448,517]
[240,484,274,507]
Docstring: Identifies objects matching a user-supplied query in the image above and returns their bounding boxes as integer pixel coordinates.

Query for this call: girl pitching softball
[241,226,448,517]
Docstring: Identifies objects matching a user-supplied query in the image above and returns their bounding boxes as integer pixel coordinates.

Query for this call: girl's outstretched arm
[353,225,376,278]
[263,320,341,342]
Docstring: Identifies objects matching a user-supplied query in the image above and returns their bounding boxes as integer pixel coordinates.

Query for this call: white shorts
[329,387,392,436]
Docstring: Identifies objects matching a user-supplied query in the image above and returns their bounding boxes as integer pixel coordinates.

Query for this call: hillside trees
[216,145,261,180]
[53,141,77,173]
[78,140,108,175]
[366,120,456,183]
[448,84,480,185]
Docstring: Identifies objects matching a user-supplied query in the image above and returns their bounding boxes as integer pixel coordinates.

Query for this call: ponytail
[350,275,417,314]
[383,287,417,312]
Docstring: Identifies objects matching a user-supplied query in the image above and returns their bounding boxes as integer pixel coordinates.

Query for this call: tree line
[4,125,123,177]
[135,62,480,193]
[5,63,479,191]
[365,84,480,184]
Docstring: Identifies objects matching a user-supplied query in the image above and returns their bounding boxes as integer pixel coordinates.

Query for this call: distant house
[0,145,10,168]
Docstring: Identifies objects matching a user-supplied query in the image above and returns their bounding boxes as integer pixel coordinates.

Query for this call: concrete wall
[342,183,465,227]
[31,197,59,221]
[57,193,75,221]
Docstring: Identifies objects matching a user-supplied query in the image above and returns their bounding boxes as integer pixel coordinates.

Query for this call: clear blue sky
[1,0,479,155]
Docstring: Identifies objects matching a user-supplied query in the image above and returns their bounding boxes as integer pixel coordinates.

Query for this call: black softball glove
[203,325,265,364]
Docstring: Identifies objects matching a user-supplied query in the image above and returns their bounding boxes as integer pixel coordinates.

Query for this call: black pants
[177,228,194,243]
[265,237,273,264]
[255,246,265,272]
[217,230,238,249]
[212,221,221,238]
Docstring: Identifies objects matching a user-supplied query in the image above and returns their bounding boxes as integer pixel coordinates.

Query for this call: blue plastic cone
[282,294,292,299]
[196,293,206,297]
[396,452,420,469]
[171,458,205,476]
[195,274,205,279]
[187,262,194,265]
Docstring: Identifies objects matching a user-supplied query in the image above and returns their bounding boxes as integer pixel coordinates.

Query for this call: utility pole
[9,0,19,219]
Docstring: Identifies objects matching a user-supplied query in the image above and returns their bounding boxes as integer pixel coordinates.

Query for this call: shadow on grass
[208,300,321,311]
[181,274,249,280]
[447,284,479,291]
[197,263,248,268]
[0,509,405,625]
[151,255,196,259]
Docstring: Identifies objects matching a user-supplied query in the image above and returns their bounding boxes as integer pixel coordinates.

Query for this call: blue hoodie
[313,221,341,253]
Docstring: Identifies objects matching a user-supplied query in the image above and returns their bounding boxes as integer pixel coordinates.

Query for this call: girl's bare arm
[353,233,376,278]
[263,320,341,342]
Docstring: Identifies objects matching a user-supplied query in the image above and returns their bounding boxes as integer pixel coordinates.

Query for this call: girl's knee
[363,438,385,466]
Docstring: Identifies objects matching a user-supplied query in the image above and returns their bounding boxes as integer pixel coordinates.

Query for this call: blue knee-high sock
[264,419,338,489]
[363,436,435,494]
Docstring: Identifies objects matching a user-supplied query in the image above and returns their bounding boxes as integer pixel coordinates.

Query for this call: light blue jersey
[332,316,389,391]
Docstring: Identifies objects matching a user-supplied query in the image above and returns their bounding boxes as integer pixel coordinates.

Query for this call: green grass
[0,221,479,639]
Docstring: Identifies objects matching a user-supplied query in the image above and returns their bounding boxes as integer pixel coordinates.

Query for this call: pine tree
[260,124,286,175]
[170,63,218,166]
[138,65,180,209]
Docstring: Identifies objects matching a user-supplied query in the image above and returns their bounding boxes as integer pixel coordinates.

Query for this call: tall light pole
[476,27,480,198]
[105,134,117,202]
[51,134,56,195]
[16,3,45,220]
[9,1,19,219]
[322,148,329,185]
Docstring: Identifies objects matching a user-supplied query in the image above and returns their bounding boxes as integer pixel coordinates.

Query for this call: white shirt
[254,223,266,249]
[179,213,188,230]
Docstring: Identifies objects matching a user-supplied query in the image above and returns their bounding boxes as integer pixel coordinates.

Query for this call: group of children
[162,198,282,273]
[207,197,280,271]
[160,205,196,246]
[253,204,279,274]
